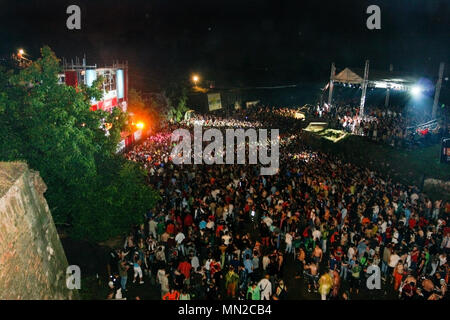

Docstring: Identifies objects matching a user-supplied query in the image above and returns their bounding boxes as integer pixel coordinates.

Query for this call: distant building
[58,58,128,113]
[58,58,140,152]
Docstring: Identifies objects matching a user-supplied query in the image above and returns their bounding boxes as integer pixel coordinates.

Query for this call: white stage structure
[432,62,445,119]
[359,60,370,117]
[326,61,446,119]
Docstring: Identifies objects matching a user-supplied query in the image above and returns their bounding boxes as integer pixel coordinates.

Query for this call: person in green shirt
[292,237,302,257]
[359,253,368,270]
[246,282,261,300]
[350,261,362,295]
[305,236,315,256]
[225,267,240,298]
[424,248,430,267]
[156,219,166,241]
[179,288,191,300]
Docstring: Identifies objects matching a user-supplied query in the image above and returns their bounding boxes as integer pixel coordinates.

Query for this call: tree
[165,82,189,122]
[128,88,163,131]
[0,46,159,242]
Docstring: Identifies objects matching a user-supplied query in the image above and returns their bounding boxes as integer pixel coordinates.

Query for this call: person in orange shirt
[178,258,192,280]
[393,263,405,291]
[324,208,330,221]
[162,288,180,300]
[166,222,175,235]
[362,217,370,226]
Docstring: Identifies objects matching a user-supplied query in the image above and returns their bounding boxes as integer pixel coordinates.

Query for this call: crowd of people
[310,101,446,148]
[106,106,449,301]
[183,113,264,128]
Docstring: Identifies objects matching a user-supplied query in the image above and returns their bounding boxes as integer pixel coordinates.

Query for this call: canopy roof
[332,67,419,89]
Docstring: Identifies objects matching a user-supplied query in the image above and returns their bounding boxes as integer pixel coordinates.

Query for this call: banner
[95,96,118,112]
[85,69,97,87]
[208,93,222,111]
[64,71,78,87]
[116,69,124,99]
[246,100,260,108]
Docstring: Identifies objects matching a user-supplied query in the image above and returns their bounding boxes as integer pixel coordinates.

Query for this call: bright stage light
[411,85,422,97]
[136,122,144,129]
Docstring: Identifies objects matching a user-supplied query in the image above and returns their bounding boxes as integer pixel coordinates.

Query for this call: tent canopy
[332,67,419,89]
[333,68,363,84]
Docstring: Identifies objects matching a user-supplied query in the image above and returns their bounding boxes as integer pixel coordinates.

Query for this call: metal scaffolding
[327,62,336,106]
[359,60,370,117]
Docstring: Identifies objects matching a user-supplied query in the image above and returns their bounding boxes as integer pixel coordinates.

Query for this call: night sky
[0,0,448,91]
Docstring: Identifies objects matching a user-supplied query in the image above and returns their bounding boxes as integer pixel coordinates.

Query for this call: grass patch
[304,122,328,132]
[304,123,349,143]
[78,275,108,300]
[316,129,349,143]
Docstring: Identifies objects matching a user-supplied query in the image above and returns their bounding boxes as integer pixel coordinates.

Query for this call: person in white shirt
[228,203,234,216]
[392,229,399,244]
[159,272,169,298]
[347,246,355,261]
[285,232,293,254]
[211,189,220,200]
[262,255,270,271]
[206,219,215,230]
[222,232,232,246]
[205,256,213,280]
[410,194,418,205]
[441,235,450,250]
[388,251,400,282]
[223,207,229,222]
[263,215,273,227]
[258,275,272,300]
[148,218,157,239]
[190,254,200,271]
[340,207,348,228]
[157,268,166,286]
[372,204,379,215]
[312,228,321,242]
[115,287,126,300]
[380,220,387,234]
[175,231,186,256]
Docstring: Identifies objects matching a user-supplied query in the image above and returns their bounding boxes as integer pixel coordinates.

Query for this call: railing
[406,119,439,133]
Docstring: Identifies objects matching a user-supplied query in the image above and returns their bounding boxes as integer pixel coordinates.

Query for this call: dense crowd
[183,113,264,128]
[311,102,445,148]
[108,108,449,301]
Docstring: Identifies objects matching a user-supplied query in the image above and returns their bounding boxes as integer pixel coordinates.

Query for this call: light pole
[15,48,31,67]
[192,75,199,87]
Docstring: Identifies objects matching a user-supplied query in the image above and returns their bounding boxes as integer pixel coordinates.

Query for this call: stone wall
[0,162,76,300]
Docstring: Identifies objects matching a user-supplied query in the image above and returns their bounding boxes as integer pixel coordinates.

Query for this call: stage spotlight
[411,85,422,97]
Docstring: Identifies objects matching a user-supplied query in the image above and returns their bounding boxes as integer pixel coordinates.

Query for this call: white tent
[333,68,364,84]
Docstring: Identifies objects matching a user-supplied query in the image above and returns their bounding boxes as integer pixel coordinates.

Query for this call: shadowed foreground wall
[0,162,76,300]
